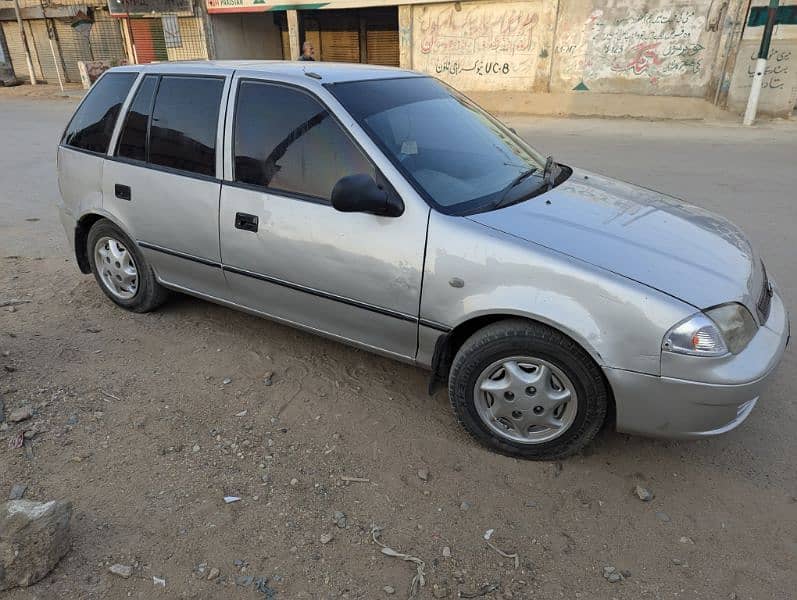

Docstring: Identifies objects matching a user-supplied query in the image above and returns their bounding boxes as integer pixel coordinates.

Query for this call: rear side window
[117,75,158,162]
[62,72,137,154]
[149,76,224,177]
[233,81,375,201]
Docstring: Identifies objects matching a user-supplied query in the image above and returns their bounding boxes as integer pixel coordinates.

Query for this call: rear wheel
[448,319,608,460]
[87,219,168,313]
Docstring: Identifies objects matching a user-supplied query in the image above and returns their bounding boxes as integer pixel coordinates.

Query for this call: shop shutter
[128,18,168,63]
[29,19,59,84]
[89,10,126,66]
[165,17,207,61]
[365,10,398,67]
[53,18,92,84]
[1,21,28,80]
[317,11,359,63]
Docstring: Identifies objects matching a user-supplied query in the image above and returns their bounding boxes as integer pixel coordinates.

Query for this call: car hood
[468,168,762,313]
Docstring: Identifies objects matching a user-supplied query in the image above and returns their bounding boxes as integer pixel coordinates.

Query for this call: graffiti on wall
[412,1,546,91]
[745,48,791,90]
[555,6,709,89]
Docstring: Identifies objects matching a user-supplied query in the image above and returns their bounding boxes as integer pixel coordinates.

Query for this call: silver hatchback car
[56,61,789,460]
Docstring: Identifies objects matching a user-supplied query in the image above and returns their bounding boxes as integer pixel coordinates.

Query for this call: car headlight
[662,303,758,356]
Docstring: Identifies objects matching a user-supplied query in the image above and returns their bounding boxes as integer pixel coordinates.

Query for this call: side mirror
[331,174,403,217]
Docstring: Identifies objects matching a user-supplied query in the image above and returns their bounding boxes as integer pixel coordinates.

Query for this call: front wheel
[87,219,168,313]
[448,319,608,460]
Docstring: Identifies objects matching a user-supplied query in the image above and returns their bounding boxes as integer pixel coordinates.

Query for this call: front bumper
[605,289,789,439]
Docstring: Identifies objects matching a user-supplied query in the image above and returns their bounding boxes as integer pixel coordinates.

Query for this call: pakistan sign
[206,0,447,14]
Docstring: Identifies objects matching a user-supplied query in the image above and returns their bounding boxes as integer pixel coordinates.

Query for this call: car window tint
[62,72,137,154]
[234,81,375,201]
[116,75,158,162]
[149,76,224,177]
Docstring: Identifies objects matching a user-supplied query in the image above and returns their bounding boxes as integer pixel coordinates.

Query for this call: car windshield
[327,77,547,214]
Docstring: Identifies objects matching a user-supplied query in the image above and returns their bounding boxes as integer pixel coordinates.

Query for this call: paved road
[1,95,795,598]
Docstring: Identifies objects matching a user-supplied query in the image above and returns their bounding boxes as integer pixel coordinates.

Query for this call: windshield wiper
[542,155,561,191]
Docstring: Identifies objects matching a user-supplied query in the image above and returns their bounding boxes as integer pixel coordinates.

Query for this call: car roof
[110,60,423,84]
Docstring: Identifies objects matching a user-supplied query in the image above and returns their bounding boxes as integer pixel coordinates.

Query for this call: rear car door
[102,69,232,298]
[219,76,429,360]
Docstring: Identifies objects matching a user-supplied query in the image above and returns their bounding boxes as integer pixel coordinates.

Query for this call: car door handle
[115,184,131,201]
[235,212,259,232]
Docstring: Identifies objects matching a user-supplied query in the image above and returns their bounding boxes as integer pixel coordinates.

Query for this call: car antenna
[304,71,322,80]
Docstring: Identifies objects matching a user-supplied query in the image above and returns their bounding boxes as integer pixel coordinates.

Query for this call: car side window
[233,80,375,201]
[62,72,138,154]
[116,75,158,162]
[148,76,224,177]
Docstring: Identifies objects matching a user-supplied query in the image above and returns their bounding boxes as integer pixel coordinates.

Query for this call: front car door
[219,74,429,361]
[103,67,232,298]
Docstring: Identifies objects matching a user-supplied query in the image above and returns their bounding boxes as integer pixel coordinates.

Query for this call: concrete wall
[407,0,744,101]
[211,12,283,60]
[726,0,797,116]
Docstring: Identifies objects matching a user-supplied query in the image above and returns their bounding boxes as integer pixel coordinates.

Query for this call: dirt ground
[1,90,796,600]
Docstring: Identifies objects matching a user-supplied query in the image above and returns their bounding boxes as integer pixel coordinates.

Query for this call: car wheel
[87,219,168,313]
[448,319,608,460]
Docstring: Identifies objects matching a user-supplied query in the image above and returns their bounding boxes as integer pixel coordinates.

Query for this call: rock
[152,576,166,587]
[417,468,429,481]
[383,585,396,595]
[333,511,347,529]
[263,372,274,386]
[236,575,254,586]
[8,484,27,500]
[672,558,682,565]
[290,478,299,486]
[8,405,32,423]
[442,546,451,558]
[320,533,333,545]
[0,499,72,591]
[524,500,538,508]
[207,567,220,580]
[460,501,472,511]
[66,415,78,425]
[109,564,132,579]
[607,573,622,583]
[222,378,232,385]
[655,511,671,523]
[603,566,616,575]
[634,485,653,502]
[621,569,632,578]
[679,536,695,544]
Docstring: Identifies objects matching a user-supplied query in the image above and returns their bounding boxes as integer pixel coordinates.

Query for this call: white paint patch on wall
[411,0,551,92]
[552,1,716,96]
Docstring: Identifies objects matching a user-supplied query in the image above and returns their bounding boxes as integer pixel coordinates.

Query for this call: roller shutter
[1,21,28,80]
[365,9,398,67]
[53,18,92,83]
[29,19,59,84]
[317,11,359,63]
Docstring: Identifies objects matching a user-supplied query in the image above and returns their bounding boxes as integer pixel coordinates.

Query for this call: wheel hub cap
[473,356,578,444]
[95,236,138,300]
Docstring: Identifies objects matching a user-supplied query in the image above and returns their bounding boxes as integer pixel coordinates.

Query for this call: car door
[102,69,232,299]
[219,76,429,360]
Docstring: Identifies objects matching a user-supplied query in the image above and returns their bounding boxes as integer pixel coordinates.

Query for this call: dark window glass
[234,81,375,200]
[116,75,158,162]
[62,72,137,153]
[149,76,224,177]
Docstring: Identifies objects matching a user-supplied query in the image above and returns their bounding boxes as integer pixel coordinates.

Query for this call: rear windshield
[62,72,138,154]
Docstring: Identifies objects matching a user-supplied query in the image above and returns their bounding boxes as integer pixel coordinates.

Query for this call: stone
[417,468,429,481]
[0,499,72,591]
[655,511,671,523]
[460,501,471,511]
[333,511,347,529]
[207,567,220,580]
[222,378,232,385]
[634,485,653,502]
[524,500,538,508]
[264,372,274,386]
[320,533,333,545]
[290,478,299,486]
[8,484,27,500]
[8,405,32,423]
[383,585,396,595]
[679,536,695,544]
[109,564,132,578]
[152,576,166,587]
[603,566,616,575]
[607,573,621,583]
[236,575,254,586]
[66,415,78,425]
[442,546,451,558]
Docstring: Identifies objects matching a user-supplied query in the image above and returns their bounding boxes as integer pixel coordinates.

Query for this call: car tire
[448,319,608,460]
[87,219,168,313]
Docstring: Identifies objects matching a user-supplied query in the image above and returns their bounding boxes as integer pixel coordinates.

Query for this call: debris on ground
[223,496,241,504]
[417,468,429,481]
[8,484,27,500]
[8,405,33,423]
[372,526,426,599]
[152,576,166,586]
[341,476,370,483]
[602,566,624,583]
[333,510,347,528]
[655,511,671,523]
[485,540,519,569]
[263,372,274,386]
[8,431,24,450]
[0,499,72,591]
[207,567,220,580]
[483,529,494,541]
[384,585,396,594]
[109,564,132,578]
[320,532,334,544]
[222,378,232,385]
[634,485,654,502]
[458,582,500,598]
